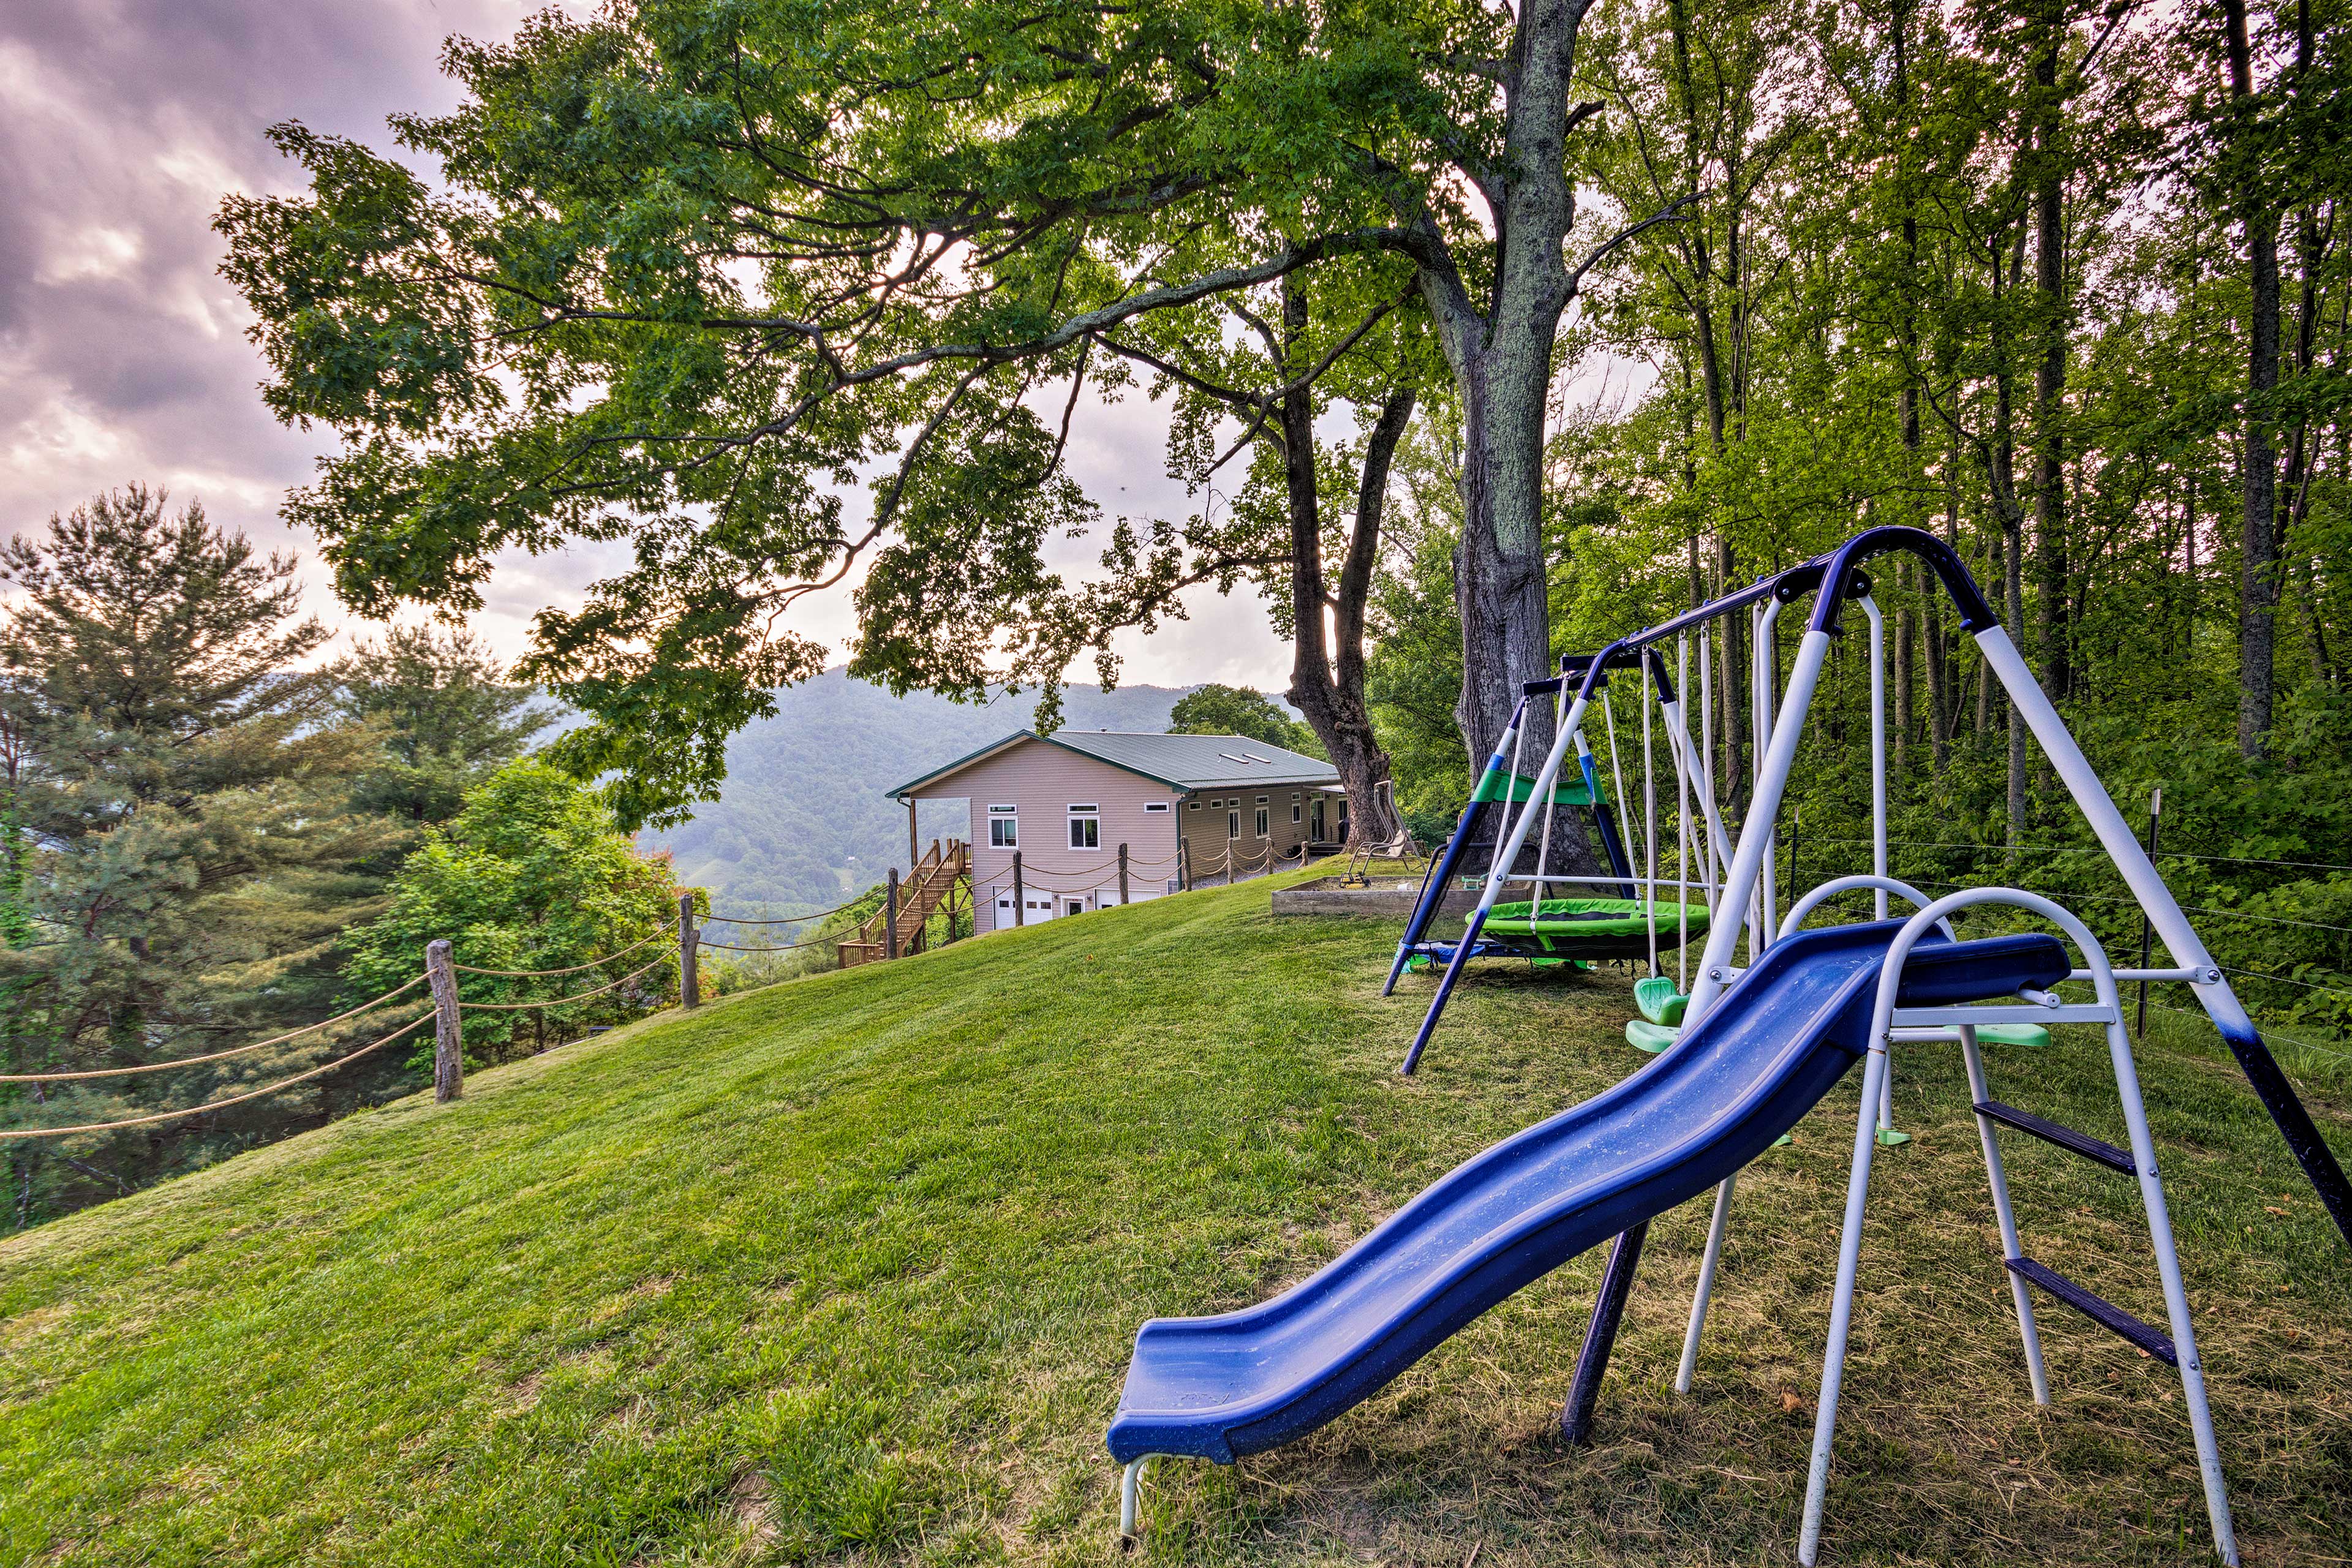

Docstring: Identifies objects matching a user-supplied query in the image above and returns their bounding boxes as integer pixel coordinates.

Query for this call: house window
[987,804,1017,848]
[1292,798,1303,823]
[1227,809,1240,839]
[1068,804,1100,850]
[1145,801,1170,814]
[1187,799,1200,810]
[1255,806,1270,837]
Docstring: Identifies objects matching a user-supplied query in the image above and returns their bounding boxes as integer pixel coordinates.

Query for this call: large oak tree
[221,0,1692,828]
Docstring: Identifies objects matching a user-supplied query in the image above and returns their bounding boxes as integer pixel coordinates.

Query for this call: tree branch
[1567,190,1706,294]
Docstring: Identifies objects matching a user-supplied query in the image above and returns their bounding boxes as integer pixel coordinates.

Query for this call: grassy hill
[641,673,1199,910]
[2,873,2348,1566]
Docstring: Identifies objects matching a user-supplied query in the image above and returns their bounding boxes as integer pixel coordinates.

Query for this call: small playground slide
[1107,919,2070,1466]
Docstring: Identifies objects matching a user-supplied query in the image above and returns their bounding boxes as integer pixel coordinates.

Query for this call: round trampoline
[1472,897,1711,961]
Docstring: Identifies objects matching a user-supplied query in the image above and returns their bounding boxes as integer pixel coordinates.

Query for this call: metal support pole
[1561,1220,1649,1444]
[2137,786,2162,1040]
[678,892,699,1008]
[425,938,462,1102]
[885,867,900,958]
[1118,842,1129,906]
[1676,1175,1736,1392]
[1012,852,1025,925]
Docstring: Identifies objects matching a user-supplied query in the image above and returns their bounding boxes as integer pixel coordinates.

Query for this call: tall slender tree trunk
[1894,565,1914,779]
[2222,0,2282,756]
[2031,10,2072,704]
[1273,277,1411,851]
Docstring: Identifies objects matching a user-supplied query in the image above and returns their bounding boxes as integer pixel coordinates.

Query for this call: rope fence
[454,949,677,1012]
[698,900,859,927]
[0,975,428,1083]
[451,927,673,977]
[0,1014,435,1141]
[1811,836,2352,877]
[696,932,840,954]
[1,831,1328,1139]
[1797,839,2352,1069]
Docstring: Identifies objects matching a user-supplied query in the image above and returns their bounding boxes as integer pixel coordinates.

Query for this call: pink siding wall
[908,742,1185,932]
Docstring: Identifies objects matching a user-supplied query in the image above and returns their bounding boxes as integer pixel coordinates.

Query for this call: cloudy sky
[0,0,1292,689]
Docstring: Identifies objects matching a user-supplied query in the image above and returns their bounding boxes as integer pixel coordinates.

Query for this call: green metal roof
[885,729,1341,800]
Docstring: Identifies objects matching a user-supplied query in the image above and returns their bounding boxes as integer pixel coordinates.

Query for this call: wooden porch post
[907,797,919,872]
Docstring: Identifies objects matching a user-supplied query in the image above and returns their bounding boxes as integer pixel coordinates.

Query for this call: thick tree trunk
[1396,0,1616,870]
[1452,363,1604,876]
[1452,360,1559,763]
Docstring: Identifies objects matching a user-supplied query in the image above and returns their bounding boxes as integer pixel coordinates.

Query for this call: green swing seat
[1474,897,1712,962]
[1633,974,1687,1025]
[1626,1015,2051,1054]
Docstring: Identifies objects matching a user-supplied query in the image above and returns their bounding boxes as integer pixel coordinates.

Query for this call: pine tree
[336,627,552,829]
[0,488,397,1224]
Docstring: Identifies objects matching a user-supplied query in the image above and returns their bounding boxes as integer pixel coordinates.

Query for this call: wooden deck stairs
[837,839,968,968]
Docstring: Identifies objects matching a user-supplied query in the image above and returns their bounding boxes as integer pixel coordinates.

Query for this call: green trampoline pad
[1474,898,1711,959]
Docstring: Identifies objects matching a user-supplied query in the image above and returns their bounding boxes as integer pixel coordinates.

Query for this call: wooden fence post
[1177,836,1189,891]
[425,938,462,1103]
[1117,842,1129,906]
[679,893,700,1008]
[886,867,901,959]
[1012,851,1025,926]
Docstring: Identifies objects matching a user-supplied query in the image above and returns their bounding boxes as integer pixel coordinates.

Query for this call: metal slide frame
[1605,524,2342,1561]
[1390,524,2343,1560]
[1118,526,2343,1562]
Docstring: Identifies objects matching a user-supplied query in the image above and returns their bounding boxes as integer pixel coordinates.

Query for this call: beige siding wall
[911,742,1185,932]
[1176,782,1322,879]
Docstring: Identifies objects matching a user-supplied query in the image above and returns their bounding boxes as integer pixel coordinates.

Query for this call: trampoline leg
[1561,1221,1648,1444]
[1676,1174,1737,1394]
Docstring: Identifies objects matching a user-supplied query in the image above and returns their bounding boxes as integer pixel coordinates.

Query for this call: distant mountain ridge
[642,670,1200,910]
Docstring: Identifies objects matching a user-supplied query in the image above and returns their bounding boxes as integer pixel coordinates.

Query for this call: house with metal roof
[884,730,1344,932]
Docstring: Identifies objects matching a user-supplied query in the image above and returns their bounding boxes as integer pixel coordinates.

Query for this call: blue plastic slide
[1107,919,2069,1466]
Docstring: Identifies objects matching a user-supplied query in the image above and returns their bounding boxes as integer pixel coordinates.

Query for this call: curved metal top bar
[1521,645,1648,698]
[1808,524,1999,636]
[1612,526,1992,652]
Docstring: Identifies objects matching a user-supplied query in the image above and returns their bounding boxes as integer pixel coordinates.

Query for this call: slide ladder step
[2004,1257,2177,1365]
[1975,1100,2134,1175]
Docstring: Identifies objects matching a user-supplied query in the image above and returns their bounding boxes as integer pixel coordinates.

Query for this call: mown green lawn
[2,869,2347,1566]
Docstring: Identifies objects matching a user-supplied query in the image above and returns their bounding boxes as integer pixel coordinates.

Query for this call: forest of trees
[1363,0,2352,1052]
[210,0,2351,1053]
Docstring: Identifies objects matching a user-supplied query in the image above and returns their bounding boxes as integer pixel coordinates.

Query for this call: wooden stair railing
[837,839,969,968]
